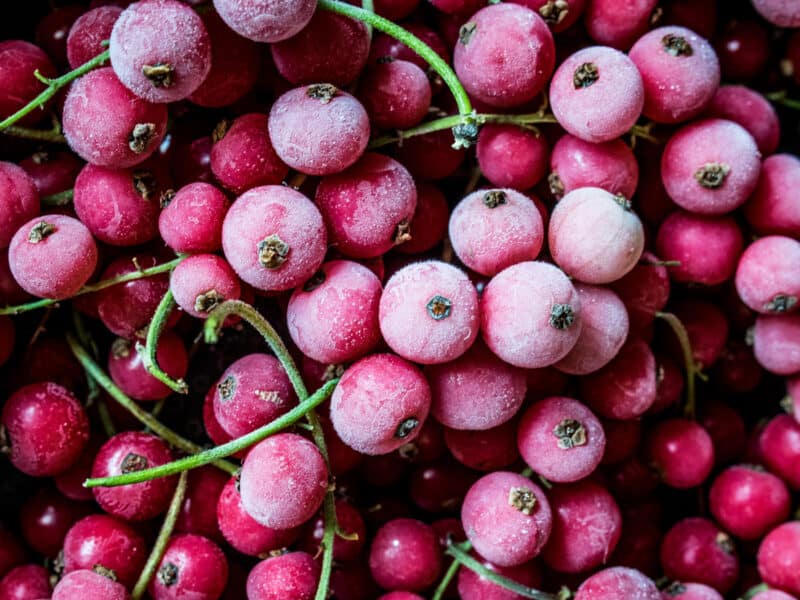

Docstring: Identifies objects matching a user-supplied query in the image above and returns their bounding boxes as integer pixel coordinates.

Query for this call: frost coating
[574,567,660,600]
[214,0,317,43]
[550,135,639,199]
[735,236,800,315]
[0,161,39,249]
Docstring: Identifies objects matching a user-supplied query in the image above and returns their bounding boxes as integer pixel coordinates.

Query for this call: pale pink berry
[583,0,657,49]
[0,161,39,250]
[476,124,549,191]
[705,85,780,156]
[735,235,800,315]
[753,314,800,375]
[745,154,800,238]
[213,0,316,43]
[752,0,800,27]
[574,567,660,600]
[169,254,241,319]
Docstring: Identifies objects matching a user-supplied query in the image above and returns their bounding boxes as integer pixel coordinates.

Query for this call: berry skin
[287,260,382,365]
[426,341,526,431]
[512,0,587,33]
[271,10,370,87]
[8,215,98,300]
[583,0,657,49]
[91,431,178,521]
[752,314,800,375]
[158,182,229,254]
[481,261,582,369]
[444,419,521,471]
[655,211,743,286]
[555,284,629,375]
[449,189,544,277]
[661,119,761,215]
[660,518,739,594]
[62,514,147,588]
[709,465,791,541]
[548,135,639,200]
[0,563,52,600]
[745,153,800,237]
[66,5,123,69]
[0,41,56,127]
[212,353,296,439]
[735,236,800,315]
[216,477,300,557]
[169,254,241,319]
[379,261,479,364]
[19,150,82,198]
[108,332,188,401]
[549,187,644,284]
[299,499,366,563]
[757,522,800,596]
[476,124,549,191]
[549,45,644,143]
[759,414,800,489]
[330,353,431,455]
[239,433,328,529]
[51,569,130,600]
[62,68,167,168]
[541,480,622,573]
[453,4,556,108]
[1,382,89,477]
[0,317,13,367]
[751,0,800,27]
[661,582,724,600]
[648,419,714,489]
[574,567,660,600]
[461,471,552,567]
[221,185,327,293]
[214,0,316,43]
[628,26,721,124]
[0,161,39,249]
[148,534,228,600]
[395,128,466,181]
[210,113,289,195]
[705,85,779,156]
[609,251,670,335]
[246,552,320,600]
[750,591,797,600]
[357,59,432,130]
[517,396,606,483]
[19,487,93,558]
[269,85,369,177]
[395,183,449,255]
[457,554,542,600]
[109,0,211,103]
[369,518,442,591]
[73,162,168,247]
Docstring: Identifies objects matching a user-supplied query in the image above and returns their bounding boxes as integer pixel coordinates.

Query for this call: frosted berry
[213,0,317,43]
[357,59,432,130]
[66,5,122,69]
[745,154,800,237]
[735,235,800,314]
[169,254,241,319]
[476,124,549,191]
[757,522,800,596]
[148,534,228,600]
[246,551,320,600]
[0,161,39,250]
[574,567,660,600]
[752,314,800,375]
[705,85,779,156]
[369,518,442,591]
[107,332,188,401]
[52,569,129,600]
[158,182,230,254]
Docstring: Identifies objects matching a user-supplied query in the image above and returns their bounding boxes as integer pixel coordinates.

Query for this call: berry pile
[1,0,800,599]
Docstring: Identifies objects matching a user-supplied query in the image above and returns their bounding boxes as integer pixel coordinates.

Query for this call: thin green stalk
[2,124,66,143]
[131,471,188,600]
[84,379,338,488]
[767,90,800,110]
[361,0,374,37]
[0,50,110,131]
[0,256,183,316]
[446,541,559,600]
[318,0,476,148]
[41,189,74,207]
[432,558,461,600]
[656,311,699,419]
[67,332,238,476]
[142,290,188,394]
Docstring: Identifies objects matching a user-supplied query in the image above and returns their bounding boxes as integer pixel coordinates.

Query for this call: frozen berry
[246,551,320,600]
[170,254,241,319]
[0,161,39,250]
[369,519,442,591]
[158,182,230,254]
[735,235,800,314]
[148,534,228,600]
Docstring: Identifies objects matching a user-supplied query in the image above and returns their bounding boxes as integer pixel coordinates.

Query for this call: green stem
[655,311,699,419]
[446,541,558,600]
[630,123,660,144]
[318,0,476,148]
[432,558,461,600]
[84,378,337,488]
[131,471,188,600]
[142,290,188,394]
[1,124,66,143]
[767,90,800,111]
[361,0,374,37]
[0,50,110,131]
[369,111,558,149]
[41,189,74,207]
[0,256,183,316]
[66,332,238,476]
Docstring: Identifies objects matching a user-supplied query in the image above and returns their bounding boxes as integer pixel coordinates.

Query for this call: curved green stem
[630,123,660,144]
[767,90,800,111]
[432,557,461,600]
[318,0,476,148]
[83,378,338,488]
[0,256,183,316]
[42,188,74,207]
[66,332,238,476]
[361,0,374,37]
[446,541,559,600]
[0,50,110,131]
[142,290,188,394]
[656,311,700,419]
[369,111,559,149]
[2,124,66,143]
[131,471,188,600]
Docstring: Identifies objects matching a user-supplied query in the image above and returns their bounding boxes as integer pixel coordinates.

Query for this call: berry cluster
[1,0,800,599]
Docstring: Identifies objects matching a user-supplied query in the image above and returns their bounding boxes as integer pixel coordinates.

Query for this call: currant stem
[131,471,188,600]
[66,332,238,476]
[767,90,800,111]
[0,49,110,131]
[82,378,338,488]
[446,540,559,600]
[431,557,461,600]
[655,311,699,419]
[318,0,475,147]
[1,124,66,143]
[0,256,184,316]
[368,111,559,149]
[41,188,74,207]
[142,290,189,394]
